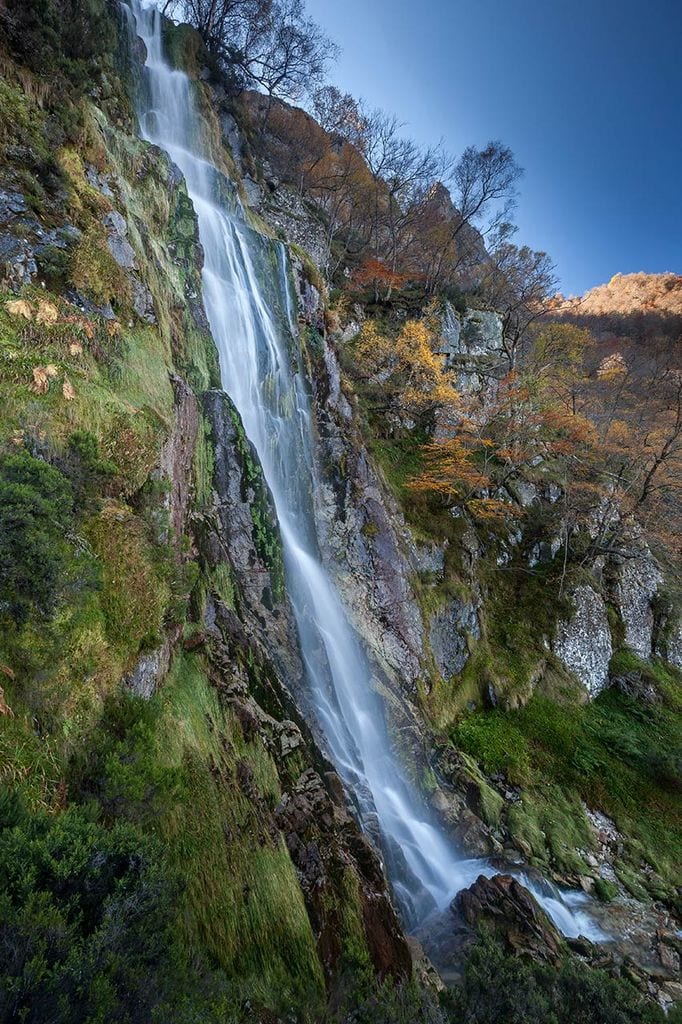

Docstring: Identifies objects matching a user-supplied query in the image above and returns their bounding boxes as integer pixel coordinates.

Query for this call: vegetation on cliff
[0,0,680,1021]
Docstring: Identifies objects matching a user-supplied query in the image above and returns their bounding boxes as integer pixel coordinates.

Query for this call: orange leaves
[351,257,411,293]
[35,300,59,325]
[27,364,76,401]
[408,436,489,499]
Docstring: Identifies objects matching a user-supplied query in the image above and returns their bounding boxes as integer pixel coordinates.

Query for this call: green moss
[227,404,285,600]
[151,653,326,1014]
[454,711,531,785]
[593,877,618,902]
[452,685,682,895]
[84,506,170,654]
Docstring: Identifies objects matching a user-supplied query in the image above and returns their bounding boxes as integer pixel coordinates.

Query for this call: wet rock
[279,720,303,757]
[554,585,612,695]
[85,164,114,198]
[456,874,565,964]
[291,254,323,328]
[0,233,37,288]
[658,942,680,975]
[262,184,329,269]
[158,374,199,545]
[201,389,302,686]
[219,111,242,164]
[528,535,561,568]
[657,614,682,670]
[414,540,446,578]
[132,276,156,322]
[242,175,261,208]
[0,188,28,221]
[611,670,660,705]
[275,768,411,981]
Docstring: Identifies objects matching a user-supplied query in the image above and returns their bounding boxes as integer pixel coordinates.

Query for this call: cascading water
[127,0,604,942]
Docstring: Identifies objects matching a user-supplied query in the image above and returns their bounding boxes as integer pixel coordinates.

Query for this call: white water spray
[127,0,603,942]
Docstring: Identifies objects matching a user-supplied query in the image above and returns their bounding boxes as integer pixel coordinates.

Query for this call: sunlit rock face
[554,585,612,696]
[436,303,505,397]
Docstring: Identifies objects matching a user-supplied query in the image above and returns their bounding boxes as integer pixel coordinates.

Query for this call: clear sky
[304,0,681,295]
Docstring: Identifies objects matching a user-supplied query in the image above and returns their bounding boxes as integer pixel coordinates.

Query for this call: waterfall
[127,0,604,942]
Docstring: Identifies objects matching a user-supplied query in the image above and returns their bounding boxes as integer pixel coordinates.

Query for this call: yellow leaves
[29,366,50,394]
[5,298,59,324]
[408,437,490,500]
[69,341,83,357]
[36,300,59,325]
[28,364,75,400]
[5,299,33,320]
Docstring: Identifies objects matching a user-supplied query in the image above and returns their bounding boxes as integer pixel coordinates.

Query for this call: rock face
[274,767,412,980]
[456,874,564,964]
[437,304,505,394]
[158,375,199,546]
[201,389,302,683]
[123,639,174,699]
[657,615,682,670]
[614,549,662,660]
[202,574,412,985]
[554,585,612,695]
[311,335,426,694]
[429,597,480,679]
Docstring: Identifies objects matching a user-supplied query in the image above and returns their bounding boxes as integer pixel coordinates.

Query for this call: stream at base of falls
[126,0,606,947]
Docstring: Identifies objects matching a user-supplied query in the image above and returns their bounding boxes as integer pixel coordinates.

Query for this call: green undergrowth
[332,932,678,1024]
[69,652,326,1015]
[426,551,576,728]
[440,934,676,1024]
[453,672,682,895]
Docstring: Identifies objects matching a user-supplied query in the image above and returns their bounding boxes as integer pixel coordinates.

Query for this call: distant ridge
[561,272,682,317]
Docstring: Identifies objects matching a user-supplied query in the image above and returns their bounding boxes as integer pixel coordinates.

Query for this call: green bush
[0,450,75,626]
[454,711,531,784]
[443,935,671,1024]
[62,430,117,506]
[1,0,116,88]
[0,788,236,1024]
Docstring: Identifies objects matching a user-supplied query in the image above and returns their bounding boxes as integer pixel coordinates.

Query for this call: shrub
[0,450,74,626]
[444,935,670,1024]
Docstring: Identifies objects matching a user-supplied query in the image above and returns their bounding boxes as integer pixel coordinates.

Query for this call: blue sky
[305,0,681,295]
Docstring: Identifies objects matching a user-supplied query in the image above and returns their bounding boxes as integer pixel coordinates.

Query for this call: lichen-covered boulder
[554,585,612,695]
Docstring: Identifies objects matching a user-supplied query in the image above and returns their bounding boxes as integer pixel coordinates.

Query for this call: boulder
[456,873,565,964]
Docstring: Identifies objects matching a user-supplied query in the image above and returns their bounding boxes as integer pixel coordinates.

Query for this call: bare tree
[170,0,336,107]
[422,142,522,293]
[478,242,558,369]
